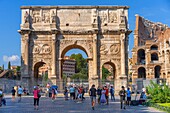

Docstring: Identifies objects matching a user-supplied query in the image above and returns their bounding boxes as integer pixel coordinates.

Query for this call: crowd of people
[0,83,147,111]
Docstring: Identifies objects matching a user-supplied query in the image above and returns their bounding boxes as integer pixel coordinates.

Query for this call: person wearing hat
[119,86,126,109]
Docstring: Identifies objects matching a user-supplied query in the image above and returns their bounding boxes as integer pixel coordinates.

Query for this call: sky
[0,0,170,68]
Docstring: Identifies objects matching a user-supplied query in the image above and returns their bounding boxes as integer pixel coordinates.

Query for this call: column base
[114,75,128,94]
[21,76,32,92]
[89,75,99,89]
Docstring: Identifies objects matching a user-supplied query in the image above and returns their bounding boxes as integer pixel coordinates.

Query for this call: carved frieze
[51,10,56,23]
[100,44,108,55]
[109,12,117,23]
[99,11,108,24]
[32,10,41,23]
[42,10,50,23]
[100,43,120,60]
[110,44,120,55]
[33,44,52,54]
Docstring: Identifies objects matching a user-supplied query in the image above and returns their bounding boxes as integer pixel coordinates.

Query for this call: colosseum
[131,14,170,90]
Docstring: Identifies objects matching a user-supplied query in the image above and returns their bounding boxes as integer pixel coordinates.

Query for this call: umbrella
[51,85,58,89]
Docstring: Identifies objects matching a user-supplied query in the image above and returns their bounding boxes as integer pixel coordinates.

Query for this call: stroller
[131,91,139,106]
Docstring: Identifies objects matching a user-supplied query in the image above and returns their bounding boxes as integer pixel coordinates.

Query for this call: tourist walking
[18,86,23,102]
[82,86,85,101]
[51,88,56,102]
[33,86,40,110]
[126,87,131,106]
[110,86,115,101]
[105,86,109,105]
[100,87,106,104]
[78,86,83,101]
[11,87,16,102]
[97,86,102,104]
[0,88,3,107]
[64,87,68,100]
[69,85,75,100]
[119,86,126,109]
[75,87,79,101]
[89,84,96,110]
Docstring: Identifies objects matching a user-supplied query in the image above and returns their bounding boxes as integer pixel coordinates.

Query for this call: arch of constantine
[18,6,131,91]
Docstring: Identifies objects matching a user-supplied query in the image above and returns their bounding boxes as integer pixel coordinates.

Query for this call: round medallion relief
[110,44,120,55]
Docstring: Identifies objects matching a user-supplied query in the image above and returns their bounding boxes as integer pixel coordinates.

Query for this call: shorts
[18,94,22,97]
[90,96,96,102]
[12,94,15,96]
[105,95,109,99]
[127,97,131,101]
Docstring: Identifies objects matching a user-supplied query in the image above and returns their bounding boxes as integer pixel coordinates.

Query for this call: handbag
[37,90,41,98]
[38,93,41,98]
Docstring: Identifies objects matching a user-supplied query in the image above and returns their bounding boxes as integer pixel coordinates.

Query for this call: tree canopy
[8,61,11,70]
[69,53,88,80]
[102,66,112,80]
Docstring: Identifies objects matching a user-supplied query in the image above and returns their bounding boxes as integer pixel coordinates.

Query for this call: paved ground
[0,96,165,113]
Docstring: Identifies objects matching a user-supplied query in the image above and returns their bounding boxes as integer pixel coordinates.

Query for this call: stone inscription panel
[57,9,91,25]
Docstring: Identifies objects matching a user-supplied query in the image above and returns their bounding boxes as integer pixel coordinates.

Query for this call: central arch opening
[61,46,89,90]
[34,62,48,85]
[101,62,116,87]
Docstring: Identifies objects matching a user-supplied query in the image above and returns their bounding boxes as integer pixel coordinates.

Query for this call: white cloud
[3,55,20,62]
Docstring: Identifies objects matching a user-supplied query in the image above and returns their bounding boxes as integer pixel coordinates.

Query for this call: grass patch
[158,103,170,108]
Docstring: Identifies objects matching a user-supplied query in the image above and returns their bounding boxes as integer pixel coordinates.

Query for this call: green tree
[8,61,11,70]
[102,66,111,80]
[69,53,88,80]
[16,66,21,72]
[70,53,87,74]
[71,73,88,80]
[2,64,4,70]
[146,80,170,103]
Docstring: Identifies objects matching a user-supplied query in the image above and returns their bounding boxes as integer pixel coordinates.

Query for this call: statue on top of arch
[24,11,29,23]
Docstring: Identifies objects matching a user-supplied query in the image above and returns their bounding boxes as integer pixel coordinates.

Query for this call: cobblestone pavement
[0,96,165,113]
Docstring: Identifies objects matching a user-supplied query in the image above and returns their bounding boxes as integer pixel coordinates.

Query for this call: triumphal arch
[18,6,131,92]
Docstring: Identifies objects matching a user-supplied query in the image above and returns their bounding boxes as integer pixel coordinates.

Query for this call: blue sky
[0,0,170,68]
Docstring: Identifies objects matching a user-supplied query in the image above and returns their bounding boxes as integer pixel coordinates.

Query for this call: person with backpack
[64,87,68,101]
[126,87,131,106]
[89,84,96,110]
[110,86,115,101]
[119,86,126,109]
[17,86,23,102]
[33,86,40,110]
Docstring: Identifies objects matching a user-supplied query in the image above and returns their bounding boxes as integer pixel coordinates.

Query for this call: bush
[146,80,170,103]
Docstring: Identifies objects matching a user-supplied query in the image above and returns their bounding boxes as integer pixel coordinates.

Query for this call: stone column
[24,34,29,76]
[93,34,98,76]
[51,34,56,77]
[119,33,127,88]
[57,58,63,91]
[120,33,126,76]
[21,33,31,91]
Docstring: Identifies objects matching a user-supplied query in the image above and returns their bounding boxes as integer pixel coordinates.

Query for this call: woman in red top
[33,86,40,110]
